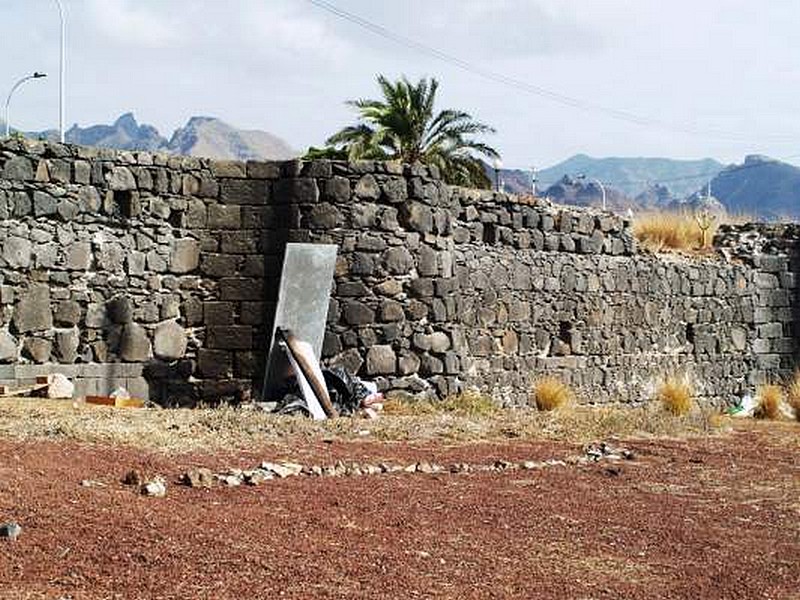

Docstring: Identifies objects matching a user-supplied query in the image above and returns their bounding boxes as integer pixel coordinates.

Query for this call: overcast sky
[2,0,799,168]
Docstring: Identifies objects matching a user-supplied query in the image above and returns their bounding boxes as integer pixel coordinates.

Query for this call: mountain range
[15,113,297,162]
[499,154,800,220]
[498,154,724,199]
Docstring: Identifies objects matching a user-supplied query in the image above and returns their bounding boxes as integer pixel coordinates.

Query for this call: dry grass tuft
[382,390,497,417]
[381,395,437,416]
[531,377,573,412]
[786,371,800,422]
[657,376,694,416]
[755,384,783,420]
[633,212,711,252]
[440,390,497,416]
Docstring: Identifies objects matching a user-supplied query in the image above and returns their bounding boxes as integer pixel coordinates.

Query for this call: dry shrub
[657,376,693,416]
[755,384,783,420]
[786,371,800,422]
[531,377,573,412]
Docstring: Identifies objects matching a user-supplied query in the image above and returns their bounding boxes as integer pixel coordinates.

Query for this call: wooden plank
[0,383,48,398]
[85,395,145,409]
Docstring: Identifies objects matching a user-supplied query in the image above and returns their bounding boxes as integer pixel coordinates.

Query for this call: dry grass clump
[634,212,711,252]
[786,371,800,422]
[656,376,694,416]
[440,390,497,416]
[382,390,497,417]
[754,384,783,420]
[381,395,438,416]
[531,377,573,412]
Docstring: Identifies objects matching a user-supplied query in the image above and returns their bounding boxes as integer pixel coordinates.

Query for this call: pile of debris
[267,328,384,420]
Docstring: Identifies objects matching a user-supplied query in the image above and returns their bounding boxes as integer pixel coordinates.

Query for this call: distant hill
[499,154,724,198]
[167,116,295,161]
[17,113,297,161]
[709,155,800,220]
[541,175,634,212]
[66,113,166,151]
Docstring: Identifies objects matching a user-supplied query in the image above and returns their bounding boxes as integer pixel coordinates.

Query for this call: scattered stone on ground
[121,469,144,486]
[182,468,214,488]
[80,479,106,488]
[0,522,22,541]
[141,477,167,497]
[162,442,636,490]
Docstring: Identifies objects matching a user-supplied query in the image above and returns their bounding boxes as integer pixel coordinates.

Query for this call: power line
[307,0,797,144]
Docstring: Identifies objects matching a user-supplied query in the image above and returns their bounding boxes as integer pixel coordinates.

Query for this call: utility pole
[54,0,66,143]
[493,158,502,192]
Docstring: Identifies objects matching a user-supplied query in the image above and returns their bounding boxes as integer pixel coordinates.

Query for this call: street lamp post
[4,72,48,138]
[493,158,503,192]
[530,165,537,196]
[54,0,66,143]
[577,173,607,211]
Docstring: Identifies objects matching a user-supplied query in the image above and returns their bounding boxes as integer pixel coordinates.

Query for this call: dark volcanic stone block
[206,326,253,350]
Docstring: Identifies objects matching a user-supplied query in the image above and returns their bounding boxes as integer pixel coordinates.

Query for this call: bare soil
[1,421,798,599]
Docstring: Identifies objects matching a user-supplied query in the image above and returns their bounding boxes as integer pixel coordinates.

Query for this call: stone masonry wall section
[0,139,797,407]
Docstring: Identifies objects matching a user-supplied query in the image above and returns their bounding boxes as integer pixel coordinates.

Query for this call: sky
[1,0,799,169]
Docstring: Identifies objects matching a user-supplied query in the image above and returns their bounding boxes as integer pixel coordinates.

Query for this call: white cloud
[86,0,184,49]
[239,2,353,64]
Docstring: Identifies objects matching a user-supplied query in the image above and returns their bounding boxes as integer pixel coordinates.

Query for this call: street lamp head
[492,158,503,170]
[32,72,47,79]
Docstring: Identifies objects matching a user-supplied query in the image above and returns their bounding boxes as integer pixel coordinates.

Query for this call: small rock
[182,468,215,488]
[216,474,242,487]
[141,478,167,497]
[80,479,106,488]
[521,461,541,470]
[603,466,623,477]
[244,470,272,486]
[122,469,144,486]
[0,522,22,541]
[47,373,74,399]
[261,461,303,478]
[494,460,516,471]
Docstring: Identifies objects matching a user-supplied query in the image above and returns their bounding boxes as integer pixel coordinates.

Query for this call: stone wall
[0,139,286,403]
[0,139,797,407]
[295,169,797,406]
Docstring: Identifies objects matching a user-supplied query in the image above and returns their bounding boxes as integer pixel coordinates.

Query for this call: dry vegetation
[383,389,497,417]
[755,384,784,420]
[786,370,800,422]
[0,397,719,454]
[632,210,752,253]
[656,376,694,416]
[530,377,573,411]
[634,211,711,252]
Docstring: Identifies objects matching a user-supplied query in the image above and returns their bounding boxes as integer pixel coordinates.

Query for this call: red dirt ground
[1,425,798,599]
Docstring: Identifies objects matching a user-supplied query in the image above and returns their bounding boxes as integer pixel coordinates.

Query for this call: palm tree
[314,75,500,188]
